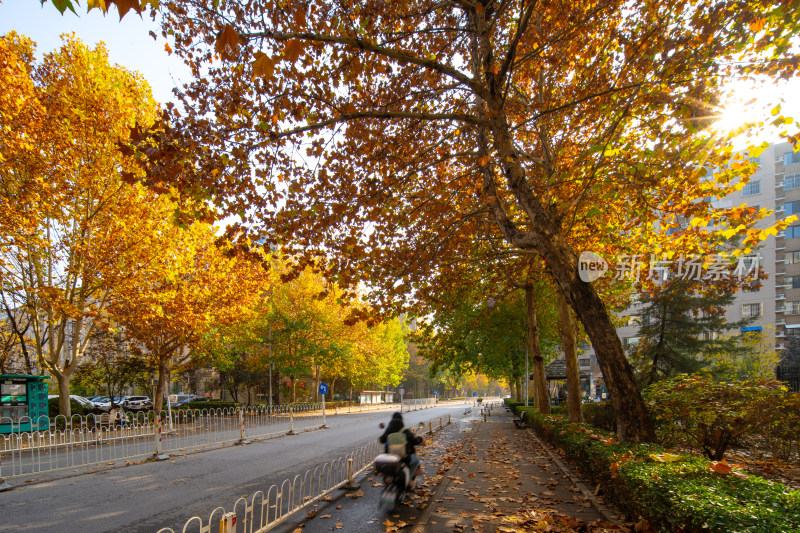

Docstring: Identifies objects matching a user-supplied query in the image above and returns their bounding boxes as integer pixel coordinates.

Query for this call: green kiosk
[0,374,49,434]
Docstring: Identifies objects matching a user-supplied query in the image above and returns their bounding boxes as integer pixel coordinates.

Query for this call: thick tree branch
[270,110,484,139]
[249,30,485,98]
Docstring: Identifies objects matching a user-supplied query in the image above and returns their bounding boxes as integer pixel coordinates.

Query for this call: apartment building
[577,142,800,394]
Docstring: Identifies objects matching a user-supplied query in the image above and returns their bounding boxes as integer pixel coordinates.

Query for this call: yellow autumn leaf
[648,453,681,463]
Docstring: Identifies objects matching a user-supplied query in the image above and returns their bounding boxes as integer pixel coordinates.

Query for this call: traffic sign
[472,392,477,397]
[433,391,438,396]
[319,382,329,395]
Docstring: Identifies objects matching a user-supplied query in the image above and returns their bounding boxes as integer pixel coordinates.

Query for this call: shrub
[528,412,800,532]
[181,400,239,410]
[644,375,785,460]
[753,390,800,462]
[48,397,90,418]
[582,401,616,432]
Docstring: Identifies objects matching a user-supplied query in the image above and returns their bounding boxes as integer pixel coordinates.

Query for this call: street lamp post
[268,324,273,413]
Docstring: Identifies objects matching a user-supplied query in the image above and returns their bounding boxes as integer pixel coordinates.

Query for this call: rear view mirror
[418,422,425,429]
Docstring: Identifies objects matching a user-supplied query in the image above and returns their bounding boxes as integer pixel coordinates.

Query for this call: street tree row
[0,33,410,415]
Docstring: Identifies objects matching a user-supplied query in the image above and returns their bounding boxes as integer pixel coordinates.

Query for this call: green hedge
[48,397,95,418]
[527,412,800,532]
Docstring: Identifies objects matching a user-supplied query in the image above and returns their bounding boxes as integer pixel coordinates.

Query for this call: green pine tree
[630,278,754,386]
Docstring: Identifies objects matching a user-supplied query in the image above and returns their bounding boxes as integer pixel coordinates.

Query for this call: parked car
[122,396,153,410]
[47,395,96,411]
[93,396,128,411]
[169,394,198,407]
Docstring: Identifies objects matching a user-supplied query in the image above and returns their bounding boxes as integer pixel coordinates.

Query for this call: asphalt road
[0,404,469,533]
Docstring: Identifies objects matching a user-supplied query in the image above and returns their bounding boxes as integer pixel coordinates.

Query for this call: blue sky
[0,1,188,104]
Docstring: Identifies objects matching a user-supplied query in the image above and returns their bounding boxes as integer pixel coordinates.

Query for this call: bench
[512,411,527,429]
[94,413,112,431]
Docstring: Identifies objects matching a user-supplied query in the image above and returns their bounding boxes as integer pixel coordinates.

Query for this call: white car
[47,395,96,410]
[92,396,128,412]
[122,396,153,410]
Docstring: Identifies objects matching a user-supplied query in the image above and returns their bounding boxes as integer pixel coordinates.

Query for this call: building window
[784,152,800,166]
[787,226,800,239]
[627,315,641,327]
[742,302,763,319]
[579,358,590,367]
[703,331,719,341]
[741,180,761,196]
[789,251,800,264]
[791,276,800,289]
[785,174,800,190]
[787,301,800,315]
[623,337,640,347]
[786,201,800,216]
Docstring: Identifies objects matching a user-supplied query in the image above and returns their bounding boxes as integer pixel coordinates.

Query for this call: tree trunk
[525,282,550,414]
[290,374,296,403]
[558,289,583,423]
[564,270,655,441]
[475,40,656,440]
[330,376,337,402]
[154,358,169,413]
[55,371,71,418]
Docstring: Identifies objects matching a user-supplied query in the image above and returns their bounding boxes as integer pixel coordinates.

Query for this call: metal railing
[0,399,439,481]
[155,414,452,533]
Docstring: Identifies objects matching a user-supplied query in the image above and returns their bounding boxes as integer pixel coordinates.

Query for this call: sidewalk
[276,406,627,533]
[410,407,623,533]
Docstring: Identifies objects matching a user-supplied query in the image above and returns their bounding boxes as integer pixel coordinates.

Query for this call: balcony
[777,319,786,326]
[776,306,785,313]
[776,331,787,338]
[776,293,786,300]
[776,343,785,350]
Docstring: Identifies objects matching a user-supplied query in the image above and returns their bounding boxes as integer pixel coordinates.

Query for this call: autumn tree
[74,327,152,407]
[54,0,800,440]
[109,221,265,411]
[418,280,559,402]
[0,33,162,416]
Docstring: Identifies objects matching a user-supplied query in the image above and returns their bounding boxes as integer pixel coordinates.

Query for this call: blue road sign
[433,391,438,396]
[319,382,329,395]
[472,392,477,396]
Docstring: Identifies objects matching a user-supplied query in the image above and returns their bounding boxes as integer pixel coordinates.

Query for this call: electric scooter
[374,422,424,511]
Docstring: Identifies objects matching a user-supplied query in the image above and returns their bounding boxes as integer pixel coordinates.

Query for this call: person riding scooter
[379,412,423,481]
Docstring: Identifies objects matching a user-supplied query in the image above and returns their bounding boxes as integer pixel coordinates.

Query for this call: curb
[408,446,461,533]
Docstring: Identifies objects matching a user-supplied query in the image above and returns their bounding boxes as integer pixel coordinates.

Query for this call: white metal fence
[155,414,452,533]
[0,399,438,481]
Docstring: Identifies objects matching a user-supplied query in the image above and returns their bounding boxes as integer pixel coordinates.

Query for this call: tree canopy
[39,0,800,440]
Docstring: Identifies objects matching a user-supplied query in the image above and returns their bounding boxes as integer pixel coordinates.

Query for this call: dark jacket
[379,418,423,458]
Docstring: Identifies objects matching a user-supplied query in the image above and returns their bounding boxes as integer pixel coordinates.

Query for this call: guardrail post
[287,406,295,435]
[448,414,451,425]
[220,511,236,533]
[0,456,11,491]
[153,415,169,460]
[343,457,361,490]
[236,409,250,445]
